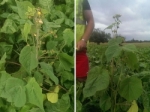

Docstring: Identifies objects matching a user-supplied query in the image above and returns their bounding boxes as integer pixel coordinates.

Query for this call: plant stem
[58,85,68,92]
[110,59,114,112]
[6,61,21,66]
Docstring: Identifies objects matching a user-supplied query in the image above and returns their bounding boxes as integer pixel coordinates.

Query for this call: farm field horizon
[89,42,150,47]
[77,37,150,112]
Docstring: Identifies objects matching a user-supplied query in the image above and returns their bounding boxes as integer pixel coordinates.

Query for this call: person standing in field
[76,0,94,82]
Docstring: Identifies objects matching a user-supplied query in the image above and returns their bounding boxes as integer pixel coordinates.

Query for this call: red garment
[76,49,89,78]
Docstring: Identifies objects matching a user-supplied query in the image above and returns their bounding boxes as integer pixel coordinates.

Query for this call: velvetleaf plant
[0,0,74,112]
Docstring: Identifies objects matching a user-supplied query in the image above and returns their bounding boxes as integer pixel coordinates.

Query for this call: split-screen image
[0,0,150,112]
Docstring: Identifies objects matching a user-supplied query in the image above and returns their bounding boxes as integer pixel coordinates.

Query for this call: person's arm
[82,10,95,42]
[76,9,94,51]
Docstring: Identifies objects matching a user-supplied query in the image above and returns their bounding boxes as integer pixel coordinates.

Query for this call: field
[77,38,150,112]
[93,42,150,47]
[124,42,150,48]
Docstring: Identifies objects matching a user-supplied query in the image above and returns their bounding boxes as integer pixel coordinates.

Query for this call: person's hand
[76,39,87,51]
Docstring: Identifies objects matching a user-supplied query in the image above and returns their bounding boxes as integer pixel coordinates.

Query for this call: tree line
[89,28,150,44]
[89,28,111,44]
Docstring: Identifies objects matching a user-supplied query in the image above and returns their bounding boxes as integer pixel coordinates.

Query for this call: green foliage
[100,94,111,111]
[26,78,44,111]
[83,67,109,98]
[19,46,38,74]
[77,37,150,112]
[118,77,143,101]
[0,0,74,111]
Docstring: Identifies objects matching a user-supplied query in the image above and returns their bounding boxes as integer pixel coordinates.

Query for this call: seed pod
[38,19,43,24]
[34,34,37,37]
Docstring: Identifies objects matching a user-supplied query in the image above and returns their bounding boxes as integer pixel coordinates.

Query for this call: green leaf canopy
[118,76,143,101]
[0,19,18,34]
[25,78,44,111]
[5,77,26,107]
[59,53,74,71]
[19,46,38,74]
[83,66,109,98]
[40,62,59,85]
[100,94,111,111]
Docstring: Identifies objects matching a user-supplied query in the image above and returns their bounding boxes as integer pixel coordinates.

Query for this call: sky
[88,0,150,41]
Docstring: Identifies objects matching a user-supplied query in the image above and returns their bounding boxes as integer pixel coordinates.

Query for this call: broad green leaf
[46,86,59,103]
[16,1,34,19]
[0,53,6,70]
[34,71,43,86]
[0,42,13,59]
[0,0,14,5]
[40,62,58,85]
[54,10,66,18]
[8,106,16,112]
[119,77,143,101]
[7,13,20,22]
[83,66,109,98]
[59,53,74,71]
[22,22,32,42]
[54,18,64,24]
[12,66,28,79]
[26,78,44,111]
[46,41,58,51]
[108,37,123,46]
[127,100,138,112]
[10,6,18,13]
[0,0,7,5]
[39,0,53,11]
[45,94,70,112]
[43,20,60,31]
[61,71,74,83]
[63,29,74,46]
[19,46,38,74]
[105,44,122,62]
[20,105,33,112]
[0,13,10,18]
[100,94,111,111]
[29,108,41,112]
[65,18,74,27]
[47,92,58,103]
[5,77,26,107]
[54,86,60,93]
[0,19,18,34]
[122,44,137,52]
[0,71,11,98]
[124,51,138,70]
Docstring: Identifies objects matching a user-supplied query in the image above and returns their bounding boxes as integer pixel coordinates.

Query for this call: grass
[123,42,150,48]
[89,42,150,48]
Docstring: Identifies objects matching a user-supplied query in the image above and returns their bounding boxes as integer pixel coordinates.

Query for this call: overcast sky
[88,0,150,41]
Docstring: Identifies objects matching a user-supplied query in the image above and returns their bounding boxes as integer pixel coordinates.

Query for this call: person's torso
[76,0,85,42]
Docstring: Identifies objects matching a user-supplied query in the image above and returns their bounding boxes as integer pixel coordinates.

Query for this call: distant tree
[89,28,111,44]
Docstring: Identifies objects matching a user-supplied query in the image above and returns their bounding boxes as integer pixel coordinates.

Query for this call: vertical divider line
[74,0,77,112]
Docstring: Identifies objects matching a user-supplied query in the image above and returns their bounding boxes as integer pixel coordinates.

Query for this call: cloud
[88,0,150,40]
